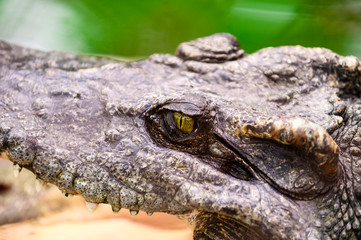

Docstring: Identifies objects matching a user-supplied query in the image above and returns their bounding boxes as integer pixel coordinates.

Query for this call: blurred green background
[0,0,360,58]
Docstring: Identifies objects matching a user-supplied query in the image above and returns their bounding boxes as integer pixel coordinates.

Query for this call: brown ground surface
[0,158,192,240]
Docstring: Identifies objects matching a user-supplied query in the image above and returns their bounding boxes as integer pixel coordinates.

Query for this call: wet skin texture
[1,33,361,239]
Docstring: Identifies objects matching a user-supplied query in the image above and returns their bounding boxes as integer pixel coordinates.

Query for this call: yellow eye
[173,112,194,133]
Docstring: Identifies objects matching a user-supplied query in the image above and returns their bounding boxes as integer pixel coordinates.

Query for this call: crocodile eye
[173,112,194,133]
[145,101,206,145]
[145,100,213,154]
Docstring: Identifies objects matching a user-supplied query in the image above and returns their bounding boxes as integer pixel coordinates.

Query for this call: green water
[0,0,360,58]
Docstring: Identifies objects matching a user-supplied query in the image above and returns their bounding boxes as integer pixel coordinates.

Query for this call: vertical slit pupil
[179,116,183,128]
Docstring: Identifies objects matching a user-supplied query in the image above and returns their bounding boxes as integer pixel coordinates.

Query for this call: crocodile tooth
[85,201,98,212]
[146,212,153,216]
[35,178,46,192]
[111,206,121,213]
[129,210,139,216]
[13,164,22,178]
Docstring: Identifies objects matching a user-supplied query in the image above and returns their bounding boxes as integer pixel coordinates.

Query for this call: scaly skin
[1,33,361,239]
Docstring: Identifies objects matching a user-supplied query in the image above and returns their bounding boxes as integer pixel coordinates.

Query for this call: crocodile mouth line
[212,132,301,199]
[213,132,259,179]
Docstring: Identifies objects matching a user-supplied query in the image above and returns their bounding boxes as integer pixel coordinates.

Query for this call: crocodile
[1,33,361,240]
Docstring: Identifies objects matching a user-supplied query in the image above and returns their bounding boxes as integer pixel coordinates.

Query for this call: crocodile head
[1,33,361,239]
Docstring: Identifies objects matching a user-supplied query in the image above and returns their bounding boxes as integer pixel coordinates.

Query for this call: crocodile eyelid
[161,102,202,116]
[239,117,339,182]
